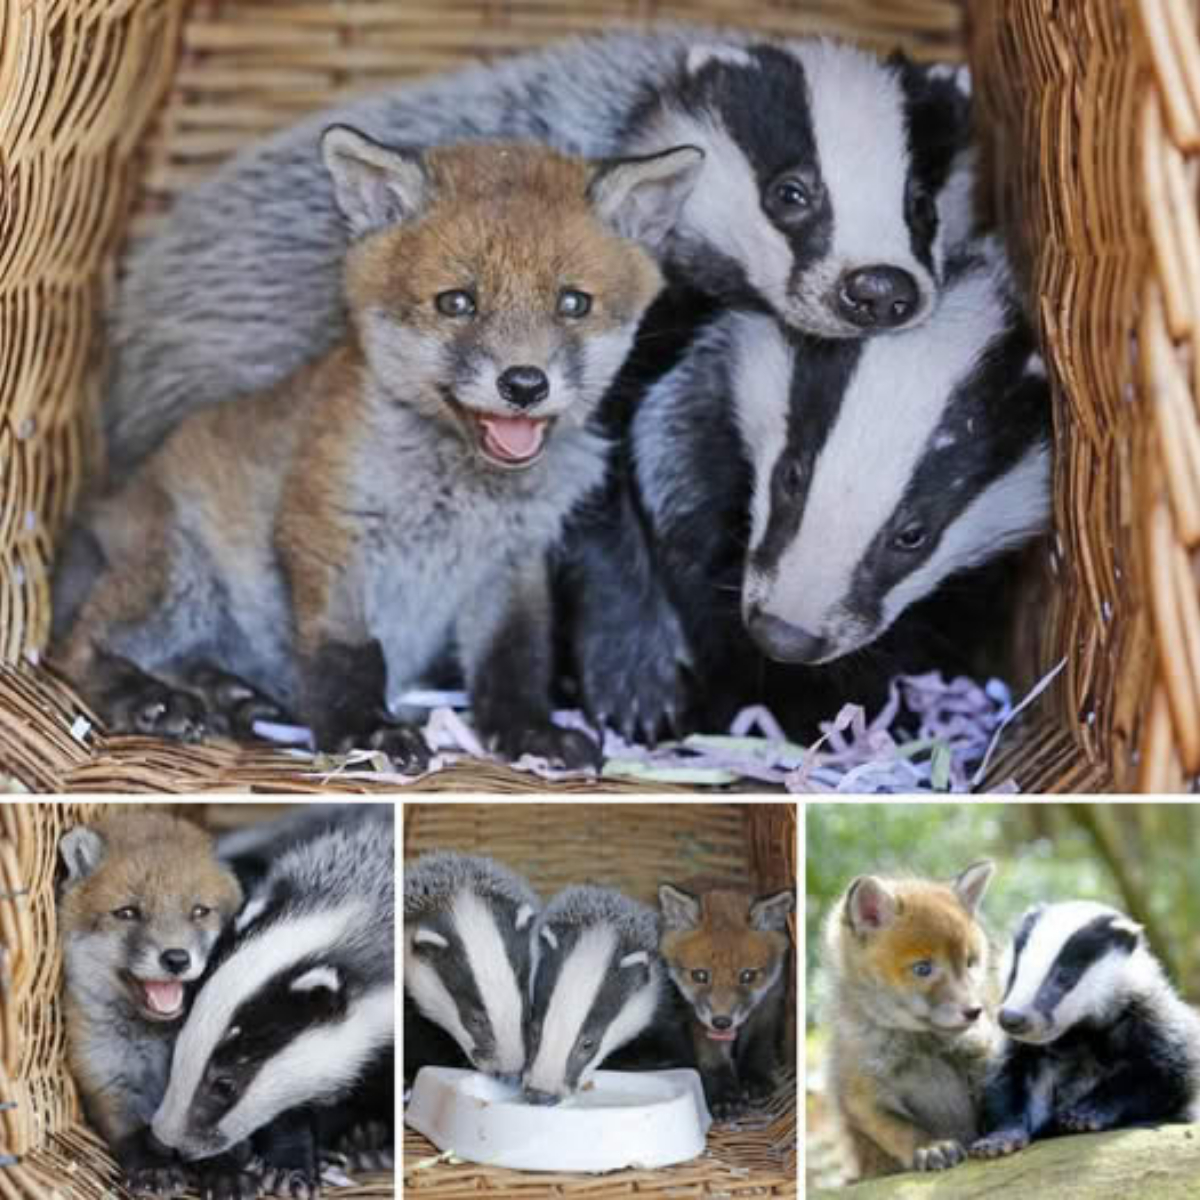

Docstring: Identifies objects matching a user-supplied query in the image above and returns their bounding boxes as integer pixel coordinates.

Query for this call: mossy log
[810,1126,1200,1199]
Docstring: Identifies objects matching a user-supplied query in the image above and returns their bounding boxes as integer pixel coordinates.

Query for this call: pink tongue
[480,416,547,462]
[706,1028,738,1042]
[143,980,184,1015]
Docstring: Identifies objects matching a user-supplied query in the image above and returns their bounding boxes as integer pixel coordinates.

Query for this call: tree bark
[811,1126,1200,1199]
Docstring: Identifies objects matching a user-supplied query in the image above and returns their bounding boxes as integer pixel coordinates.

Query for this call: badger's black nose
[746,611,827,664]
[160,948,191,975]
[837,267,920,329]
[999,1008,1030,1036]
[711,1015,733,1031]
[523,1088,562,1107]
[962,1006,983,1023]
[497,365,550,409]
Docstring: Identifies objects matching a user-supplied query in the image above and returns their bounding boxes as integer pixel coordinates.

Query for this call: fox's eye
[967,954,980,969]
[112,906,141,921]
[691,969,710,984]
[436,289,476,317]
[739,969,757,985]
[191,904,212,920]
[911,960,934,978]
[557,289,592,319]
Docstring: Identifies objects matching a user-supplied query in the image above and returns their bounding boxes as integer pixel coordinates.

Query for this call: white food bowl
[405,1067,712,1172]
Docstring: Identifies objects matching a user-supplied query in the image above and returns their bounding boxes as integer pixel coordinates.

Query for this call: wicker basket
[0,800,394,1200]
[1,0,1196,792]
[402,800,798,1198]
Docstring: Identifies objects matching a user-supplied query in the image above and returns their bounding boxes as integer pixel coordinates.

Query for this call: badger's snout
[746,609,828,664]
[999,1008,1033,1037]
[835,265,920,330]
[522,1088,562,1107]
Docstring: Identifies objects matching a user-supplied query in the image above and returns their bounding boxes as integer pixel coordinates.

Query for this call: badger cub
[52,130,701,770]
[822,861,997,1180]
[972,901,1200,1158]
[658,883,794,1120]
[58,812,242,1195]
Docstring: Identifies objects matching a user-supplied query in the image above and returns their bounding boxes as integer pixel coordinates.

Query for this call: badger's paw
[496,722,600,771]
[1058,1105,1111,1134]
[334,1120,395,1171]
[108,678,208,741]
[260,1167,319,1200]
[125,1163,190,1198]
[192,1162,262,1200]
[187,665,292,740]
[913,1139,967,1171]
[708,1091,753,1123]
[346,724,432,773]
[969,1129,1030,1158]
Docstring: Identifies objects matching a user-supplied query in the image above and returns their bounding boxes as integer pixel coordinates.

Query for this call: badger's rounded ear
[658,883,701,932]
[59,826,105,886]
[588,145,705,250]
[412,927,449,951]
[750,890,795,932]
[290,965,342,996]
[953,860,995,915]
[540,925,559,952]
[515,903,536,932]
[1111,916,1144,947]
[618,949,652,987]
[321,124,430,238]
[685,44,753,76]
[845,876,898,935]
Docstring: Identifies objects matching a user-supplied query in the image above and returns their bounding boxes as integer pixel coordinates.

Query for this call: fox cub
[659,882,795,1119]
[58,812,242,1195]
[822,861,998,1180]
[52,130,702,769]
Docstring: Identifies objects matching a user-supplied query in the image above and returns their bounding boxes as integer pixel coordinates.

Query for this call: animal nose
[497,365,550,409]
[160,949,191,976]
[999,1008,1030,1036]
[711,1016,733,1031]
[837,266,920,329]
[746,610,828,663]
[962,1006,983,1023]
[522,1088,562,1107]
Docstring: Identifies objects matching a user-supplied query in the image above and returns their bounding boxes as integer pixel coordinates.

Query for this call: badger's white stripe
[213,984,394,1152]
[152,904,363,1146]
[290,965,340,994]
[413,928,448,949]
[524,925,615,1095]
[582,969,659,1087]
[515,904,535,931]
[405,952,475,1056]
[453,889,526,1075]
[686,44,753,74]
[234,894,269,933]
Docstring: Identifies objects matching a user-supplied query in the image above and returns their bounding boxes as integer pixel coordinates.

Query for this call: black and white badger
[569,238,1052,739]
[108,29,971,468]
[403,852,540,1080]
[522,884,670,1104]
[972,900,1200,1158]
[150,805,394,1197]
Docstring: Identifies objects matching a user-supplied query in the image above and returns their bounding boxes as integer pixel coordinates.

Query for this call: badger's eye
[765,170,821,226]
[775,179,810,209]
[911,960,934,978]
[191,904,212,920]
[112,906,141,922]
[892,523,928,552]
[436,289,476,317]
[691,968,710,984]
[578,1036,597,1053]
[558,289,592,319]
[739,969,758,985]
[211,1076,238,1102]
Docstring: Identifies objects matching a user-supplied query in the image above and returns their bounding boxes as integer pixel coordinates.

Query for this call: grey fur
[105,26,971,469]
[537,884,661,949]
[404,851,540,917]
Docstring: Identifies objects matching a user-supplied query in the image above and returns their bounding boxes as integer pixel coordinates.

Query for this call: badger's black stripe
[1031,914,1139,1020]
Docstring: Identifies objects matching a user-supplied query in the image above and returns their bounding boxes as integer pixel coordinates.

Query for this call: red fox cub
[822,861,998,1180]
[658,882,794,1119]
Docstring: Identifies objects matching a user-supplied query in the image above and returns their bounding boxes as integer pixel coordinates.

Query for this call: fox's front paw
[334,1119,395,1171]
[108,678,207,741]
[188,665,291,740]
[1057,1105,1110,1134]
[126,1163,189,1198]
[970,1128,1029,1158]
[496,722,600,771]
[913,1139,966,1171]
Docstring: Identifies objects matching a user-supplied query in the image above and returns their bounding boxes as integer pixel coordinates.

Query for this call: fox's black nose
[711,1015,734,1031]
[160,949,191,975]
[497,365,550,409]
[837,266,920,329]
[999,1008,1030,1036]
[746,610,827,664]
[962,1006,983,1023]
[522,1088,561,1107]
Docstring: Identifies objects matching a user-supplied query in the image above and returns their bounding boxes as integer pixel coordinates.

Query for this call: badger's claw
[126,1164,189,1198]
[260,1167,319,1199]
[1058,1106,1109,1134]
[108,678,208,741]
[496,723,600,771]
[970,1129,1029,1159]
[193,1162,262,1200]
[913,1139,966,1171]
[334,1120,395,1171]
[338,724,432,773]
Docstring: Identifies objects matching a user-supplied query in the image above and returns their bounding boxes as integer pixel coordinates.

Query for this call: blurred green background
[805,802,1200,1190]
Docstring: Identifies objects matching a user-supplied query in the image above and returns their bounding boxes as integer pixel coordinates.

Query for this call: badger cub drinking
[58,813,242,1196]
[52,131,701,768]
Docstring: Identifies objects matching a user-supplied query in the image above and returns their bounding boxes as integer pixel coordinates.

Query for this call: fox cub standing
[658,883,795,1119]
[823,861,998,1180]
[58,812,243,1195]
[52,130,702,769]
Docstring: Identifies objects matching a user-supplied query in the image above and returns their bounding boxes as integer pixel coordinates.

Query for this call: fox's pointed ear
[321,124,430,237]
[589,145,704,249]
[750,890,795,932]
[60,826,105,886]
[658,883,702,931]
[845,876,898,935]
[953,860,995,915]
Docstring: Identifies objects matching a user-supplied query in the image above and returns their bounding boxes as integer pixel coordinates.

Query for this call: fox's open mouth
[126,974,186,1022]
[704,1026,738,1043]
[441,390,553,470]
